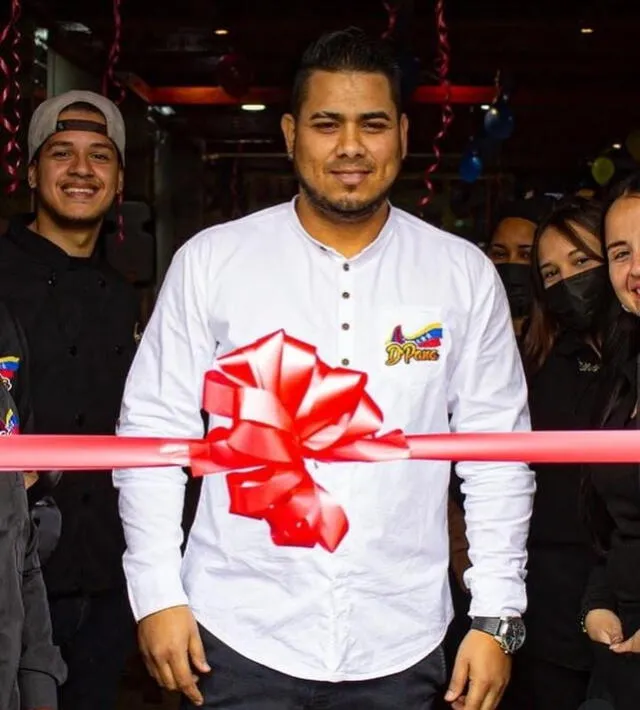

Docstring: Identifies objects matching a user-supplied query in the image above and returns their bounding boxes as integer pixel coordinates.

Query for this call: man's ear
[281,113,296,159]
[27,163,37,190]
[399,113,409,160]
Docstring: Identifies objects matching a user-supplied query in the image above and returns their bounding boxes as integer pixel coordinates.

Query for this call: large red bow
[189,330,409,551]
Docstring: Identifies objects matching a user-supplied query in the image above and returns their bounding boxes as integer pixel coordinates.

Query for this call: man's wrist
[470,616,526,654]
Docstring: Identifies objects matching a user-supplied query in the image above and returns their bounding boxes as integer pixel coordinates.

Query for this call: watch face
[501,618,526,653]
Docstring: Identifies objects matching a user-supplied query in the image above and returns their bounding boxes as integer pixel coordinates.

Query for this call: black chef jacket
[0,216,139,596]
[524,330,601,670]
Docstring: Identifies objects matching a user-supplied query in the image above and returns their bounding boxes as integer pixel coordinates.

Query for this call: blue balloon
[459,152,483,183]
[484,103,515,140]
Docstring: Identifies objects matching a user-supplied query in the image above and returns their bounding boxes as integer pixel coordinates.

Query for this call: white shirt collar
[287,196,396,267]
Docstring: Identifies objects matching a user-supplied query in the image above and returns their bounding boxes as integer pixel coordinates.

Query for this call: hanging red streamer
[0,0,23,195]
[102,0,126,106]
[102,0,126,242]
[419,0,454,211]
[381,1,398,40]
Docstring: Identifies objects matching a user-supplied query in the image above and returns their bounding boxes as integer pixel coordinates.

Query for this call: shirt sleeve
[113,240,215,622]
[448,255,535,618]
[19,520,67,709]
[582,557,617,614]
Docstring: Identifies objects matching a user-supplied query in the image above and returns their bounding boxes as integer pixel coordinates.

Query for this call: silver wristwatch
[470,616,526,654]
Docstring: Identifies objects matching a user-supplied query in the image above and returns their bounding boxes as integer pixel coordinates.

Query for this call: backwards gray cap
[28,90,126,164]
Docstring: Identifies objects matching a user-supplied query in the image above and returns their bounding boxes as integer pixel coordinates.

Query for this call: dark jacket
[0,216,139,596]
[583,356,640,625]
[524,331,601,670]
[0,297,62,563]
[0,303,67,710]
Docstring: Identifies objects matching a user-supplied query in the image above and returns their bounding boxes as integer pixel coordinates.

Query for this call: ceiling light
[58,21,92,34]
[241,103,266,111]
[613,143,622,150]
[580,27,594,34]
[480,104,490,110]
[215,28,229,35]
[149,105,176,116]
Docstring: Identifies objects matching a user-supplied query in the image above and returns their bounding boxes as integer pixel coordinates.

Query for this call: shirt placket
[329,258,356,674]
[338,261,355,368]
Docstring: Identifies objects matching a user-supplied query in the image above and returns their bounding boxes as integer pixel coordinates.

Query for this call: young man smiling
[0,91,139,710]
[114,29,534,710]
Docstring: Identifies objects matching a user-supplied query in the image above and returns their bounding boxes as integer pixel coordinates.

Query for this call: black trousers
[181,625,448,710]
[498,654,589,710]
[49,588,136,710]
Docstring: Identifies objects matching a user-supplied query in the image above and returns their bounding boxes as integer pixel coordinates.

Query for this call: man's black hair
[290,27,403,118]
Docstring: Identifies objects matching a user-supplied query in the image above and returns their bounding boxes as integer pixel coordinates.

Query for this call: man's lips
[60,184,99,199]
[331,170,371,186]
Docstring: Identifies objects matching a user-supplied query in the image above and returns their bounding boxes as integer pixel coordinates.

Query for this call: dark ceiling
[21,0,640,174]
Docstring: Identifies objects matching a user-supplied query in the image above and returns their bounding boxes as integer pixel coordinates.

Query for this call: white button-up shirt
[114,199,534,682]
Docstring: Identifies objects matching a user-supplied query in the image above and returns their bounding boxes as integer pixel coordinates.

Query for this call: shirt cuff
[124,559,190,622]
[582,560,617,615]
[466,571,527,618]
[18,670,58,710]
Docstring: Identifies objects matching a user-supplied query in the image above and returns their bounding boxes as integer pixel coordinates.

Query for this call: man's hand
[444,630,511,710]
[23,471,39,489]
[138,605,211,707]
[584,609,623,646]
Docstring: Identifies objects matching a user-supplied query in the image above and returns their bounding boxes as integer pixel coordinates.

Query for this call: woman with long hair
[500,196,608,710]
[582,172,640,708]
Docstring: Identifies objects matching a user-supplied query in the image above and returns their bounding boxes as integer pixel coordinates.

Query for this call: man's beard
[294,162,391,223]
[38,193,110,232]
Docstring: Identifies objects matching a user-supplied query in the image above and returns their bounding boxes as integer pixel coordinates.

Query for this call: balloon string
[0,0,23,195]
[419,0,454,212]
[102,0,126,106]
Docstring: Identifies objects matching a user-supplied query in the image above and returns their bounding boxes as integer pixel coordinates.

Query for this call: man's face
[28,107,123,229]
[281,70,408,222]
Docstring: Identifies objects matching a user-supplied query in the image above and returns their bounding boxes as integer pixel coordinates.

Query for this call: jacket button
[48,273,57,286]
[68,345,77,356]
[114,345,123,355]
[98,278,106,288]
[75,413,85,427]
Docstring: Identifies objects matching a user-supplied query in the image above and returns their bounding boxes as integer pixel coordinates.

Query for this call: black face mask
[495,263,532,319]
[543,265,607,332]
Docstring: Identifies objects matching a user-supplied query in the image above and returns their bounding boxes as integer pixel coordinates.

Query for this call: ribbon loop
[194,330,403,550]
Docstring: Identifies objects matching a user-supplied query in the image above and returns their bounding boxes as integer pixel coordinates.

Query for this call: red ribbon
[1,330,640,552]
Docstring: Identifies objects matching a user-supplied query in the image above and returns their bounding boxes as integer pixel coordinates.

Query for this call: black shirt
[0,216,139,595]
[586,357,640,622]
[524,331,601,670]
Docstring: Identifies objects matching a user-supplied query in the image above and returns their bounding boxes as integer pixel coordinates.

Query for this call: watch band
[471,617,503,636]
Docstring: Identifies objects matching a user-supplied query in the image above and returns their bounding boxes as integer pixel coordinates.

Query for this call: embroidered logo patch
[0,407,19,435]
[578,359,600,373]
[385,323,443,366]
[0,356,20,391]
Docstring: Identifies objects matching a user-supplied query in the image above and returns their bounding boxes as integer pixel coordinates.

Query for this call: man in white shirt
[114,27,535,710]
